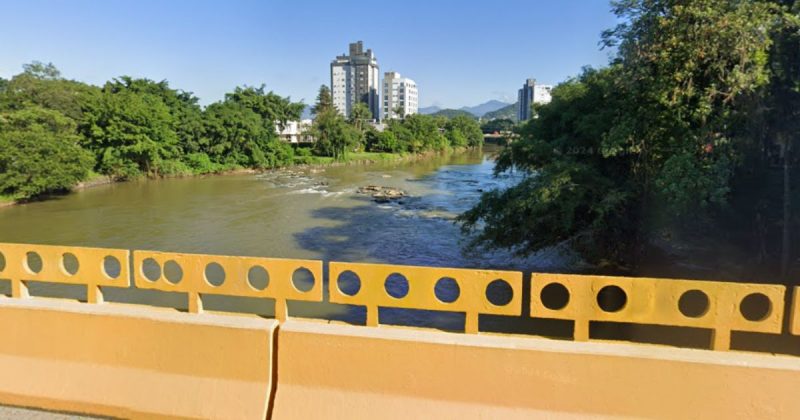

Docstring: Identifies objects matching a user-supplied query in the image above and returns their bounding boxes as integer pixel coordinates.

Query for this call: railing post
[465,312,479,334]
[11,279,28,299]
[366,305,378,327]
[275,298,287,322]
[574,319,589,341]
[188,292,203,314]
[711,328,731,351]
[87,284,104,304]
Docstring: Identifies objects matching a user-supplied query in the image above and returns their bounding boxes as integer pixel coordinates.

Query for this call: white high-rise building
[382,71,418,120]
[517,79,553,121]
[330,41,380,120]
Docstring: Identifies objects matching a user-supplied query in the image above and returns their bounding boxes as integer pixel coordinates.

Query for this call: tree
[402,114,448,151]
[101,77,205,155]
[446,115,483,147]
[311,109,360,160]
[459,68,635,264]
[80,80,180,179]
[201,101,295,168]
[366,129,400,153]
[481,118,515,134]
[22,61,61,80]
[349,102,372,131]
[0,106,93,199]
[460,0,789,268]
[199,85,301,169]
[388,104,405,120]
[760,1,800,278]
[602,0,778,215]
[225,85,304,130]
[0,62,99,121]
[311,85,333,116]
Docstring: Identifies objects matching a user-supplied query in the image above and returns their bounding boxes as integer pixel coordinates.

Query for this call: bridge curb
[0,297,276,419]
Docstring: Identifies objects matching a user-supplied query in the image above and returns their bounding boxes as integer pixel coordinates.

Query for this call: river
[0,147,573,269]
[2,147,794,353]
[0,148,578,330]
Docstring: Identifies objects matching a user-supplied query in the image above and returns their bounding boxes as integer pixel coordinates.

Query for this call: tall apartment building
[517,78,553,121]
[382,71,418,120]
[330,41,380,120]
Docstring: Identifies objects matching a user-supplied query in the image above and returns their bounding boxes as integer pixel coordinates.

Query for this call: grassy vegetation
[293,151,404,166]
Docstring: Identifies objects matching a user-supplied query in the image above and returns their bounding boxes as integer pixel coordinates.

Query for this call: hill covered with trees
[429,109,478,119]
[482,103,518,122]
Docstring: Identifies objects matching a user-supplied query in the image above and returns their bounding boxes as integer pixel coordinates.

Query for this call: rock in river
[357,185,408,203]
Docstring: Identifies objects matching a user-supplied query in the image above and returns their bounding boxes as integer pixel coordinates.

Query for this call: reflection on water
[1,147,797,354]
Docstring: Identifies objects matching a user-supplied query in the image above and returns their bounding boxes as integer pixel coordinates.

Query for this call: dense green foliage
[308,86,484,158]
[0,62,305,199]
[0,68,485,201]
[0,106,93,199]
[480,118,515,134]
[461,0,800,275]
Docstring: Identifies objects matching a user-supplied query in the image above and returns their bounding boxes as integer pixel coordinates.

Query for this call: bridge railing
[0,242,797,353]
[131,250,323,319]
[0,243,129,303]
[530,273,785,351]
[329,261,523,332]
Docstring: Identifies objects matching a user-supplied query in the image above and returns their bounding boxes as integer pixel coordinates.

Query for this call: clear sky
[0,0,618,108]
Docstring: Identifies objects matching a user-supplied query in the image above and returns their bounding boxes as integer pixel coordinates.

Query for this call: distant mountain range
[458,100,511,117]
[419,105,442,115]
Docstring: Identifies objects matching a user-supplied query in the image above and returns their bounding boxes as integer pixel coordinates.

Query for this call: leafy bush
[0,107,93,199]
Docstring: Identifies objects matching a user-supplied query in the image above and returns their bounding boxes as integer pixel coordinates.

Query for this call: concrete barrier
[0,297,276,419]
[272,320,800,419]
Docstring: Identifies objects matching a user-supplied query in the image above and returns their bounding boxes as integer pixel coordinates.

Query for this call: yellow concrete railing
[132,250,323,319]
[0,243,129,304]
[329,262,523,332]
[530,273,785,351]
[0,242,797,352]
[790,287,800,336]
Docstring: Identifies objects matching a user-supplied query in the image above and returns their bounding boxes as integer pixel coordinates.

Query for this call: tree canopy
[0,64,308,198]
[460,0,800,275]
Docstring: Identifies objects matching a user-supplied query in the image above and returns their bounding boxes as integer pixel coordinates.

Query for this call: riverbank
[0,148,476,210]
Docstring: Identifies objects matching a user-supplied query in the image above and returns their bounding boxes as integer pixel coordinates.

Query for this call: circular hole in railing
[163,260,183,285]
[103,256,121,279]
[337,270,361,296]
[486,279,513,306]
[204,262,226,287]
[292,267,315,292]
[385,273,409,299]
[678,289,709,318]
[247,266,270,291]
[61,252,80,276]
[740,293,772,322]
[142,258,161,282]
[541,282,570,310]
[434,277,460,303]
[597,285,627,312]
[0,251,7,272]
[25,252,43,274]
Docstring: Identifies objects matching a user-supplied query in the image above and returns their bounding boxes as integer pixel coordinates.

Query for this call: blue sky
[0,0,618,108]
